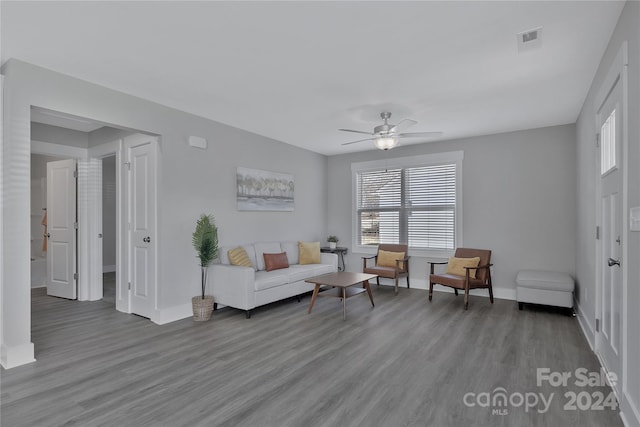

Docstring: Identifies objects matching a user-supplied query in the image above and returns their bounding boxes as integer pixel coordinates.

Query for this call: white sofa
[211,241,338,318]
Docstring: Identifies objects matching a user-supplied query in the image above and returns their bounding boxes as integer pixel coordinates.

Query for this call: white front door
[124,136,157,318]
[596,76,622,393]
[46,159,77,299]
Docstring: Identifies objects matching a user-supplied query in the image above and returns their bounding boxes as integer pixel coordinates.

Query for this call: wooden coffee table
[306,272,377,320]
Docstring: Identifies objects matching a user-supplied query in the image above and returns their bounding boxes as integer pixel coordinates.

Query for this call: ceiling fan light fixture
[374,136,399,151]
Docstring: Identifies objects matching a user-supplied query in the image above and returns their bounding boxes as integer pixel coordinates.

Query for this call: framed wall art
[236,167,294,211]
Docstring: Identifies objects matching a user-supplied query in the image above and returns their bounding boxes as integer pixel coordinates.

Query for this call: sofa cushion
[264,252,289,272]
[228,246,254,269]
[281,241,299,265]
[254,269,290,291]
[254,242,283,271]
[299,241,321,264]
[289,263,334,281]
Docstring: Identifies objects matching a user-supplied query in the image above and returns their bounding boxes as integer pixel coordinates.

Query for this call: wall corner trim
[151,303,192,325]
[0,342,36,369]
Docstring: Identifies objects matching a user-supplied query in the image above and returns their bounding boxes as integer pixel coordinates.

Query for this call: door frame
[594,41,628,399]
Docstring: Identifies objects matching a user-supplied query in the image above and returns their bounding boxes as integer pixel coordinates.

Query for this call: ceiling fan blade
[341,137,375,146]
[338,128,374,136]
[391,118,417,132]
[397,131,443,138]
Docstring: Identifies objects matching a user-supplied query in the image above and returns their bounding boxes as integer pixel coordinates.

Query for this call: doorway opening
[29,106,158,319]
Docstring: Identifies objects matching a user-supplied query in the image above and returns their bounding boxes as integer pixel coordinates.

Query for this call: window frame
[351,151,464,258]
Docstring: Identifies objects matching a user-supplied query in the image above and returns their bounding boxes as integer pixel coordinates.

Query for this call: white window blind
[355,161,458,250]
[405,164,456,249]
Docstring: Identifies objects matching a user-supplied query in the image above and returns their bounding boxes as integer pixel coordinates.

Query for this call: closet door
[46,159,77,299]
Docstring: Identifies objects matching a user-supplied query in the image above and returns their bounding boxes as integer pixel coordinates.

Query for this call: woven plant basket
[192,295,214,321]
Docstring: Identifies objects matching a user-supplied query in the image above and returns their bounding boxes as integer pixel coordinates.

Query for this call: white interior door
[46,159,77,299]
[597,77,622,391]
[124,136,157,318]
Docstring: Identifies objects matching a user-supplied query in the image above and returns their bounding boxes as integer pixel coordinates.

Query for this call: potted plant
[327,235,339,250]
[191,214,218,321]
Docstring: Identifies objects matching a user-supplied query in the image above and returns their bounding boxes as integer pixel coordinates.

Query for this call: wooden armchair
[428,248,493,310]
[362,244,410,295]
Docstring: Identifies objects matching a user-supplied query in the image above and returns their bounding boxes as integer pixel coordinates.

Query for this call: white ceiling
[1,1,625,155]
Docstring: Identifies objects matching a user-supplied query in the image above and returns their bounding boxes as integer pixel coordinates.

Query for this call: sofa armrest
[211,264,256,310]
[321,252,338,271]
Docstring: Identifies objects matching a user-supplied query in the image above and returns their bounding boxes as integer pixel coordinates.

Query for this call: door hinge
[73,170,78,178]
[128,282,131,291]
[596,226,600,240]
[596,318,600,332]
[74,222,78,230]
[74,273,78,281]
[596,133,600,148]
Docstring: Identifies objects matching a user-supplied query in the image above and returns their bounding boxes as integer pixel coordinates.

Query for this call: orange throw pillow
[263,252,289,272]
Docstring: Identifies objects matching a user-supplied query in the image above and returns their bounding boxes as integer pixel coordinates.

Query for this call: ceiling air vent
[517,27,543,52]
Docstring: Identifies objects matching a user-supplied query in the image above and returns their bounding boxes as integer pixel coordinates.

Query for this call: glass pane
[357,169,402,208]
[601,109,616,175]
[359,211,399,245]
[408,209,455,249]
[405,164,456,207]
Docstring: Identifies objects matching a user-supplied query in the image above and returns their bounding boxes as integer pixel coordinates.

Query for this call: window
[352,152,463,255]
[600,109,616,175]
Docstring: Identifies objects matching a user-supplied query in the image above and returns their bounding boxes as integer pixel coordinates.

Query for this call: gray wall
[328,124,577,298]
[575,1,640,422]
[1,59,328,364]
[89,126,134,147]
[31,121,88,147]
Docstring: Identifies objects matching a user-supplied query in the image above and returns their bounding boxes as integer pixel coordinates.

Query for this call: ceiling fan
[340,111,442,150]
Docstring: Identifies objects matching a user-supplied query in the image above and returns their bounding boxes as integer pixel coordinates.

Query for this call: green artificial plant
[192,214,219,299]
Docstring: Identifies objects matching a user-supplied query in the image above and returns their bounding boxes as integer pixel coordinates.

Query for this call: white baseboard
[151,303,192,325]
[574,299,595,351]
[0,342,36,369]
[377,277,516,301]
[103,265,116,273]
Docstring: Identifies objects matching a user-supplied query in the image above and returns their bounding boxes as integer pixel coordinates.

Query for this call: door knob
[608,258,620,267]
[46,233,51,239]
[143,236,151,243]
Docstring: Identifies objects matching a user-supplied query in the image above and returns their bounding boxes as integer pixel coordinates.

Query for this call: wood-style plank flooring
[1,278,623,427]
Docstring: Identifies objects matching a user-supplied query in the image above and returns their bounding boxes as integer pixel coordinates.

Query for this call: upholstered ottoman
[516,270,574,313]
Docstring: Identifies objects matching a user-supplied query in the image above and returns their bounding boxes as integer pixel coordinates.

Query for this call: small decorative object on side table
[327,235,339,250]
[320,245,348,271]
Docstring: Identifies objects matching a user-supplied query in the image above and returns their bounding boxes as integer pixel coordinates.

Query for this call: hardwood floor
[1,283,623,427]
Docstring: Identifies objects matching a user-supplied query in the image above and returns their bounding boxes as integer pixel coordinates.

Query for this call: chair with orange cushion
[362,244,410,295]
[428,248,493,310]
